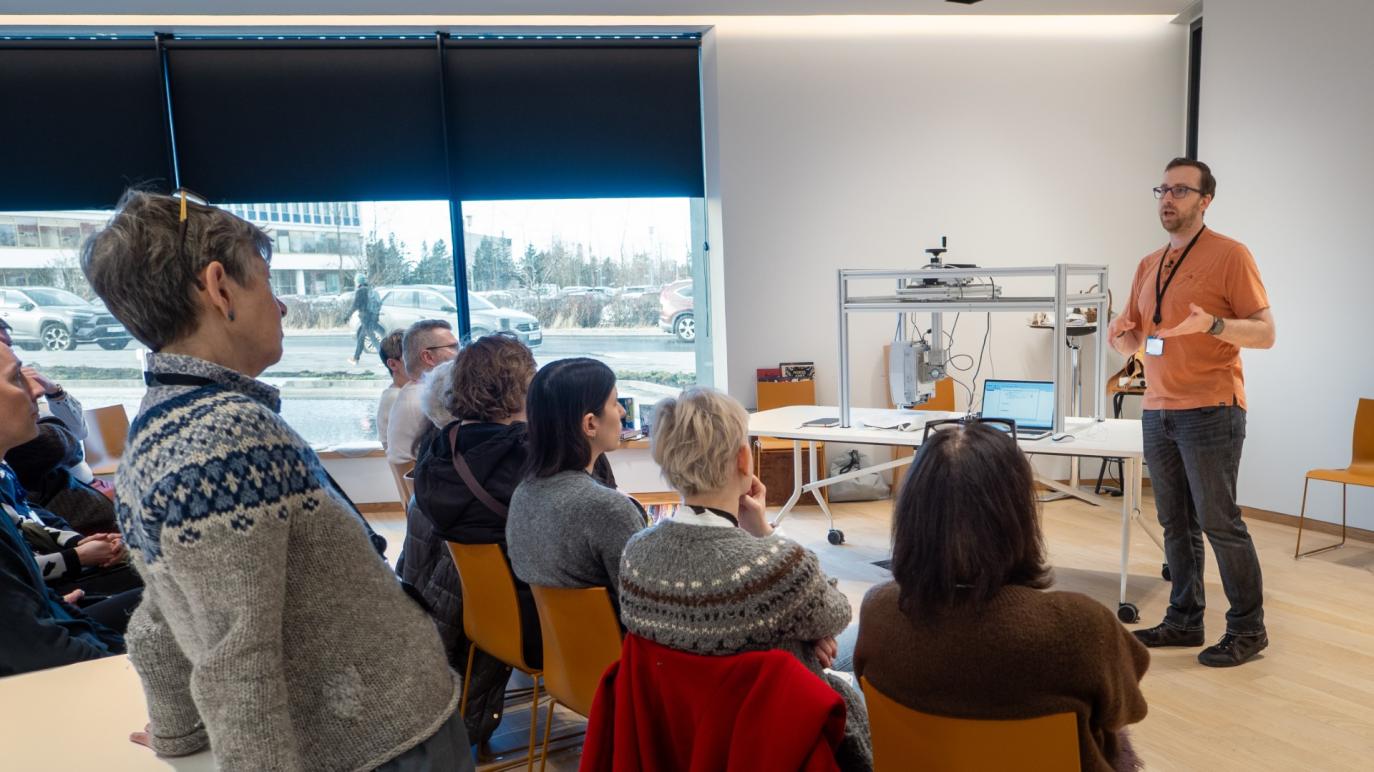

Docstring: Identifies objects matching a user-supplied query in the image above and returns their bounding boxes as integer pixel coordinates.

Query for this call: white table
[749,405,1160,622]
[0,655,214,771]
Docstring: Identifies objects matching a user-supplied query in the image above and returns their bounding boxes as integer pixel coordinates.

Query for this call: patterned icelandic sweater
[117,353,460,770]
[619,512,873,771]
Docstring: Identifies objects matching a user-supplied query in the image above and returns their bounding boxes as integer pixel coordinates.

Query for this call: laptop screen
[981,379,1055,430]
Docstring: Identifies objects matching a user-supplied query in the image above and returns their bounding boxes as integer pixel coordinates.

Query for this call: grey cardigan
[506,470,646,607]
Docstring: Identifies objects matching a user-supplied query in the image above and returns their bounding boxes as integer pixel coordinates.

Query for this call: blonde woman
[618,386,872,771]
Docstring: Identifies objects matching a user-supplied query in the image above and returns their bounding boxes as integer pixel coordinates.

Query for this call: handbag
[827,449,891,502]
[448,424,509,517]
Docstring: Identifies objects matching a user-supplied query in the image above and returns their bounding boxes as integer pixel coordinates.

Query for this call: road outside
[27,329,696,448]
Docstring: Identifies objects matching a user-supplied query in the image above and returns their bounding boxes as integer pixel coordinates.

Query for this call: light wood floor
[374,492,1374,771]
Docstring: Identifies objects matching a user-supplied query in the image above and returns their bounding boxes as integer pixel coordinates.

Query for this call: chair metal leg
[539,699,557,772]
[526,676,541,772]
[460,643,476,718]
[1295,478,1348,559]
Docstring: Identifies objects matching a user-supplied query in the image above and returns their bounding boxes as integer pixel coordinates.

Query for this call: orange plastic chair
[82,405,130,476]
[861,676,1081,772]
[447,542,544,771]
[1296,398,1374,558]
[530,585,624,771]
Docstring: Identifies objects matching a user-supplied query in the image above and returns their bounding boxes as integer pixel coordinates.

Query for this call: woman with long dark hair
[506,358,645,612]
[854,422,1149,772]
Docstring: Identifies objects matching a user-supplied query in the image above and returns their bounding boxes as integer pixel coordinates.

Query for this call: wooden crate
[756,440,827,507]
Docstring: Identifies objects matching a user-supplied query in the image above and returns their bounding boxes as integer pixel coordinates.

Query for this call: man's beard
[1160,208,1196,234]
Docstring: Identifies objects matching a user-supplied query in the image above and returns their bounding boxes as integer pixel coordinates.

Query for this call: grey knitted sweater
[619,513,873,771]
[506,470,646,607]
[117,354,460,770]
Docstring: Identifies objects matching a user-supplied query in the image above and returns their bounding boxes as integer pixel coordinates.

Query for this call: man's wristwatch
[1207,315,1226,336]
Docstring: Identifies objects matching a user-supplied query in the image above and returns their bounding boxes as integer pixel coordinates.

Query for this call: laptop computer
[980,379,1056,440]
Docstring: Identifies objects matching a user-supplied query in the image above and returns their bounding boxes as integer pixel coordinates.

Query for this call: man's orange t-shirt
[1122,228,1269,411]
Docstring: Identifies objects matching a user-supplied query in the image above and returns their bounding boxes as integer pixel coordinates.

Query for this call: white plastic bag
[827,449,891,502]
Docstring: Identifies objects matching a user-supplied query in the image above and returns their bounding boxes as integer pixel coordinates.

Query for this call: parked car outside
[0,286,132,351]
[559,285,592,297]
[619,285,658,299]
[658,279,694,343]
[371,284,542,350]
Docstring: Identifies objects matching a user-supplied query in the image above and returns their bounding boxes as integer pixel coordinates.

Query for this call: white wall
[1199,0,1374,527]
[705,16,1186,475]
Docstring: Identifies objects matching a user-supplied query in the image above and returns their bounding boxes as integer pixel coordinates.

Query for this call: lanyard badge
[1148,226,1206,357]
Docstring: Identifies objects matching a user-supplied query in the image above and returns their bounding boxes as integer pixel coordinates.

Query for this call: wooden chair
[82,405,130,477]
[388,461,415,507]
[1296,398,1374,558]
[861,676,1081,772]
[447,542,545,771]
[529,585,624,771]
[754,378,827,506]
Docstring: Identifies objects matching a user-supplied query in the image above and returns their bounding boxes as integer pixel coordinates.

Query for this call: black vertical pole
[155,32,181,191]
[435,32,471,340]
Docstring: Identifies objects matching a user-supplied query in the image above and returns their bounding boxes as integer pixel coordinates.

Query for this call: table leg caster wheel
[1117,603,1139,623]
[827,529,845,545]
[1161,563,1171,581]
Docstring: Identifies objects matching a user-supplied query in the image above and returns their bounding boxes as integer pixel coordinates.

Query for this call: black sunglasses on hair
[173,188,211,288]
[922,416,1019,443]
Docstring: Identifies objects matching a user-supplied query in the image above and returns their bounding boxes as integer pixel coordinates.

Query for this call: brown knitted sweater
[854,582,1148,772]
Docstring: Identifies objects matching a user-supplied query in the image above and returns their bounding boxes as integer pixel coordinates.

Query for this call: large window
[0,200,456,449]
[461,197,704,421]
[4,36,708,448]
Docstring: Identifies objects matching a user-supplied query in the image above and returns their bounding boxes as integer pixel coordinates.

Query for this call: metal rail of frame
[836,264,1110,431]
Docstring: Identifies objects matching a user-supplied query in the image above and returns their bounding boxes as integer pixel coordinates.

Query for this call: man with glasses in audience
[1107,158,1276,667]
[386,319,459,465]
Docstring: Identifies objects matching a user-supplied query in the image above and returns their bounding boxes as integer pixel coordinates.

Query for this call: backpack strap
[449,424,509,518]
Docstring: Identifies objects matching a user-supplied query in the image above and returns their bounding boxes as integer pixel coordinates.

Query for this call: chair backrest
[82,405,130,475]
[1352,398,1374,468]
[757,379,817,412]
[388,461,415,506]
[860,677,1081,772]
[530,585,623,717]
[447,541,534,671]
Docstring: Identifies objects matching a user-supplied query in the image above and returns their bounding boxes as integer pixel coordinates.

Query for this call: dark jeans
[1143,406,1265,636]
[354,317,385,359]
[373,707,475,772]
[76,587,143,635]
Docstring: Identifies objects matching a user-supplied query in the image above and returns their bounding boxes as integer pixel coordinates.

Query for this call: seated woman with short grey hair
[618,386,873,771]
[81,190,469,771]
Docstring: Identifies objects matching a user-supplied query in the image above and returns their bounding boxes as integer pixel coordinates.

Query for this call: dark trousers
[1143,406,1265,636]
[354,317,385,359]
[77,587,143,634]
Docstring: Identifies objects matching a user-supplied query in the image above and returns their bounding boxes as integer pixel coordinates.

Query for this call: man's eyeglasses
[1152,185,1203,200]
[424,343,459,352]
[922,416,1018,442]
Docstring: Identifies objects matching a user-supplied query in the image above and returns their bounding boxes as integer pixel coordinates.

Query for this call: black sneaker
[1132,622,1205,648]
[1198,633,1268,667]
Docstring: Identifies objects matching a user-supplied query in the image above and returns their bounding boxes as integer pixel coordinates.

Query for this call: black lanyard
[687,504,739,528]
[144,372,216,388]
[1153,226,1206,326]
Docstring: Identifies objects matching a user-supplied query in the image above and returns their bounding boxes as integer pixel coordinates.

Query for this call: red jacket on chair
[579,633,847,772]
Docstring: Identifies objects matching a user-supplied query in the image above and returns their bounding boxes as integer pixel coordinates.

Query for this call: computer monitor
[980,379,1055,438]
